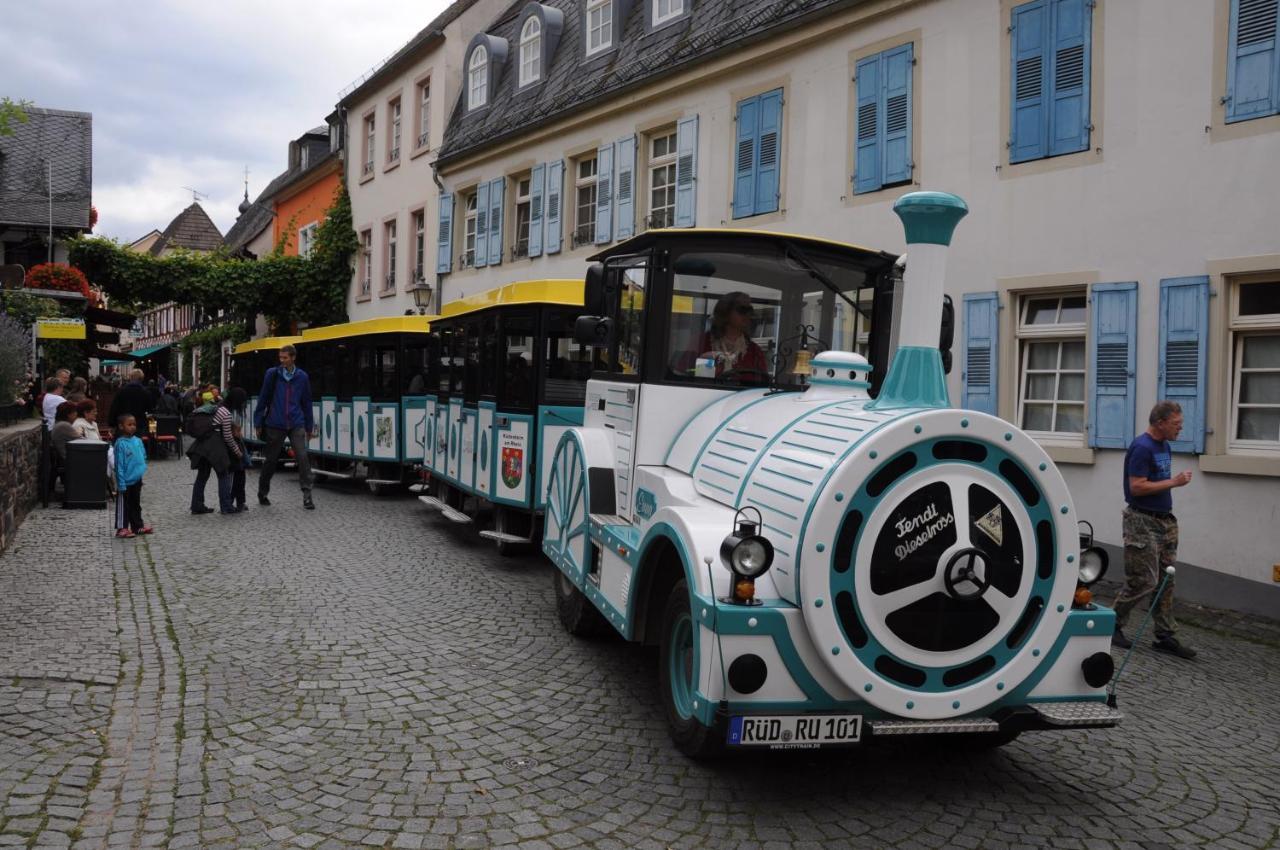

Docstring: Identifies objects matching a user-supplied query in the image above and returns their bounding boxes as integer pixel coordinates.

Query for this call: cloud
[5,0,455,242]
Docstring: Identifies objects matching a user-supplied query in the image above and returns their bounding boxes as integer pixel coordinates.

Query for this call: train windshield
[663,241,874,389]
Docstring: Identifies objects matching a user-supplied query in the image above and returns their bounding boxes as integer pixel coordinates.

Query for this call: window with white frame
[363,115,375,176]
[573,156,598,247]
[413,210,426,281]
[653,0,684,26]
[462,193,478,268]
[384,220,398,291]
[298,222,318,259]
[1016,292,1087,439]
[389,98,402,162]
[646,128,677,230]
[586,0,613,55]
[416,79,431,149]
[513,176,532,257]
[468,47,488,110]
[359,230,372,296]
[1230,280,1280,451]
[520,17,542,86]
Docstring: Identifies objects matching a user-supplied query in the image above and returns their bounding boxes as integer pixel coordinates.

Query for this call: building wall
[273,168,342,256]
[424,0,1280,585]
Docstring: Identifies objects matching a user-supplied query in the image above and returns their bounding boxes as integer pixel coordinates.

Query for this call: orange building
[272,126,343,257]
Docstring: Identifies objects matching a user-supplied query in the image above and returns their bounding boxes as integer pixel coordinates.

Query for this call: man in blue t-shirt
[1113,401,1196,659]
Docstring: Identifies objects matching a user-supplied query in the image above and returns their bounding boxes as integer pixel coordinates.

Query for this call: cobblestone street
[2,459,1277,850]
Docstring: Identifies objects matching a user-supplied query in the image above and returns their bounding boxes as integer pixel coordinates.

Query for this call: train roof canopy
[299,315,436,344]
[437,279,583,321]
[232,335,305,355]
[589,228,897,267]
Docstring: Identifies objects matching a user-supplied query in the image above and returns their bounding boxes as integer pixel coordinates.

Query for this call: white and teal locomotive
[543,192,1121,756]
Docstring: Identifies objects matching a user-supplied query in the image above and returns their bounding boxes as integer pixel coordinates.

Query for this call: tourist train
[232,192,1121,755]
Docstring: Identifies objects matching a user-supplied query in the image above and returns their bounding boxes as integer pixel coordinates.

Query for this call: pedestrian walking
[185,392,239,515]
[112,413,152,538]
[253,344,316,510]
[1113,400,1196,659]
[223,387,251,513]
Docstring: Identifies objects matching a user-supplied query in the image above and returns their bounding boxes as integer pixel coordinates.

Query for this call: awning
[85,305,136,330]
[128,343,172,359]
[100,359,131,367]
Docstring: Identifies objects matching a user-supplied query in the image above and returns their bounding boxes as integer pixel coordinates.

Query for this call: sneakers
[258,494,271,506]
[1112,626,1132,650]
[137,526,154,535]
[1152,636,1197,659]
[303,495,315,510]
[115,529,135,538]
[191,506,214,515]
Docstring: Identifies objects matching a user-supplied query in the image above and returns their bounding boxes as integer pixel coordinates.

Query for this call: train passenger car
[416,280,589,552]
[542,193,1119,757]
[229,335,305,447]
[290,316,437,487]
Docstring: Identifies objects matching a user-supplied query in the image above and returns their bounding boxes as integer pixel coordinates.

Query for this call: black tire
[552,568,610,637]
[657,580,722,759]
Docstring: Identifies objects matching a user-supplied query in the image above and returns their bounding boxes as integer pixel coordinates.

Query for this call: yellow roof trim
[438,279,583,320]
[298,315,437,343]
[232,335,305,355]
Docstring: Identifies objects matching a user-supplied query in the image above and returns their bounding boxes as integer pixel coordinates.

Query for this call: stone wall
[0,421,41,554]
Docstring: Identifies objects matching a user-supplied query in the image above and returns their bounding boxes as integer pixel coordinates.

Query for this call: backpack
[185,410,214,439]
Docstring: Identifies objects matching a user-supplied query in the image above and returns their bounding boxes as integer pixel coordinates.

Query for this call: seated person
[674,291,770,382]
[50,402,80,461]
[72,399,102,440]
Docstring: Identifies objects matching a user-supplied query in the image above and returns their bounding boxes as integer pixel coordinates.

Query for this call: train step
[312,468,355,479]
[407,483,429,493]
[478,530,532,545]
[417,495,472,525]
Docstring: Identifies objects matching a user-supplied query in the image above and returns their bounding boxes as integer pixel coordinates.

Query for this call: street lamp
[407,279,433,314]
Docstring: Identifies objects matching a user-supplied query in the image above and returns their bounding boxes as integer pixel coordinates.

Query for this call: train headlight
[721,508,774,604]
[1078,547,1109,587]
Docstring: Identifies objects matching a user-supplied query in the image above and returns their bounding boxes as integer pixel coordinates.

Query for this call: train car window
[317,344,334,398]
[336,342,354,399]
[500,314,536,411]
[463,322,481,404]
[403,341,429,395]
[479,316,498,400]
[376,345,398,401]
[607,257,648,375]
[433,329,454,395]
[356,344,374,398]
[664,242,871,389]
[544,310,591,407]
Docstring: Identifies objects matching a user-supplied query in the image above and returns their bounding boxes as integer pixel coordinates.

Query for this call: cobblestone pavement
[2,458,1278,849]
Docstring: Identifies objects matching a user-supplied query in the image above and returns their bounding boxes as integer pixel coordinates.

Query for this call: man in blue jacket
[254,344,316,509]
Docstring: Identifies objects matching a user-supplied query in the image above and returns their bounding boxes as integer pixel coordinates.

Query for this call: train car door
[427,326,452,475]
[335,340,354,457]
[370,341,400,462]
[320,343,338,455]
[474,315,498,498]
[537,309,588,508]
[401,338,430,465]
[492,311,536,507]
[458,319,480,491]
[446,326,464,483]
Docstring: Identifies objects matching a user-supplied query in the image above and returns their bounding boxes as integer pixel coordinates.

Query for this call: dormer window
[586,0,613,56]
[469,45,489,110]
[520,17,542,86]
[652,0,684,26]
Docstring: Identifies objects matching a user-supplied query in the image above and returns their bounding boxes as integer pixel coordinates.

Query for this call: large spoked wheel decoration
[658,580,720,758]
[801,416,1078,720]
[543,434,590,583]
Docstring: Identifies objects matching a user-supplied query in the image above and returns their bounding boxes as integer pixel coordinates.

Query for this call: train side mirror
[940,294,954,374]
[583,263,607,315]
[574,315,614,347]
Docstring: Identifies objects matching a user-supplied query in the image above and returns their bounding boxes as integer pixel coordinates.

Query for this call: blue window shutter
[962,292,999,414]
[754,89,783,215]
[487,177,505,266]
[1088,282,1138,449]
[615,135,636,240]
[882,44,913,185]
[1047,0,1091,156]
[674,115,698,227]
[1158,276,1210,453]
[1226,0,1280,122]
[1010,0,1048,163]
[595,142,614,244]
[528,163,545,258]
[474,181,490,268]
[854,54,882,194]
[435,193,453,274]
[545,160,564,254]
[732,95,759,218]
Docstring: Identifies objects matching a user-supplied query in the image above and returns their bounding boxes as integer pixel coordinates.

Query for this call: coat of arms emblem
[501,446,524,488]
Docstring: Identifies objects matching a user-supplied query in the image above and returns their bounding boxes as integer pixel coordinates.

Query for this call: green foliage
[0,97,31,137]
[68,180,357,333]
[0,291,65,327]
[180,323,250,388]
[0,313,32,405]
[0,291,85,387]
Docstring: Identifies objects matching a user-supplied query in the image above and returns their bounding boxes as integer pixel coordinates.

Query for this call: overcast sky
[6,0,452,243]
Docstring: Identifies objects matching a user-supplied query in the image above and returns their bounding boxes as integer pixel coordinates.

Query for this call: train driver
[676,291,770,382]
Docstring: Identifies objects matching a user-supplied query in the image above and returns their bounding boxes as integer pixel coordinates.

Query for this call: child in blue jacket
[113,413,152,538]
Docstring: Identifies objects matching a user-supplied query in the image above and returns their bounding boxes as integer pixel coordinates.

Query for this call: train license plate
[727,714,862,748]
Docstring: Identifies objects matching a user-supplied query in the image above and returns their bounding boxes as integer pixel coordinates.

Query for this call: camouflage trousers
[1113,507,1179,638]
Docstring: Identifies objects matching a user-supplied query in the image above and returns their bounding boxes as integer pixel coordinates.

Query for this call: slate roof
[149,202,224,255]
[223,148,340,257]
[0,107,93,229]
[438,0,859,165]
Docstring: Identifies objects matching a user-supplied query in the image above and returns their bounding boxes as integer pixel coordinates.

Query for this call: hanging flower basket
[24,263,91,299]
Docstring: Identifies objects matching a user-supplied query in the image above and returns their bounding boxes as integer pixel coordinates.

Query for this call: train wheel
[552,568,609,637]
[658,580,721,759]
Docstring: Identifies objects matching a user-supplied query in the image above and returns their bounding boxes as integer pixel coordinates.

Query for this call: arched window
[519,16,542,87]
[468,45,489,110]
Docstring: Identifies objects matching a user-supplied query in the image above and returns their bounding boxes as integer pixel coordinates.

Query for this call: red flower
[25,263,91,298]
[89,206,99,231]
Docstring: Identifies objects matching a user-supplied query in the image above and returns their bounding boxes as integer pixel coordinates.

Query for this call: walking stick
[1107,565,1174,708]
